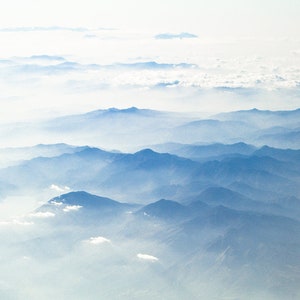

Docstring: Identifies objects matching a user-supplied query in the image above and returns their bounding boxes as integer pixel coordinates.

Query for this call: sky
[0,1,299,123]
[0,0,300,37]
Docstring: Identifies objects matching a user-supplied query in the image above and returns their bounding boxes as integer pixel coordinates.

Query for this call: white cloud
[50,200,63,206]
[49,184,71,192]
[89,236,111,245]
[0,219,34,226]
[0,31,299,126]
[63,205,82,212]
[137,253,159,262]
[29,211,55,218]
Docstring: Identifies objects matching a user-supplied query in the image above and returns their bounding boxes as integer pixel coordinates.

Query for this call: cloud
[155,32,198,40]
[29,212,55,218]
[0,57,100,78]
[29,55,65,61]
[0,33,299,124]
[88,236,111,244]
[137,253,159,262]
[49,200,63,206]
[2,51,298,95]
[50,184,71,193]
[10,61,95,75]
[0,219,33,226]
[107,61,197,70]
[63,205,82,212]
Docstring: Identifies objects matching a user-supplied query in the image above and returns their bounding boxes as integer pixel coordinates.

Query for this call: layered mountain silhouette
[16,189,299,300]
[1,108,300,299]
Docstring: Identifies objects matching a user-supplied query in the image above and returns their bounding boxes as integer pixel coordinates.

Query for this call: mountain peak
[51,191,121,208]
[107,107,139,113]
[135,148,156,156]
[138,199,187,220]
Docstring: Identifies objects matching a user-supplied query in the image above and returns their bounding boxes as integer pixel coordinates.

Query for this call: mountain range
[4,189,298,299]
[0,107,300,299]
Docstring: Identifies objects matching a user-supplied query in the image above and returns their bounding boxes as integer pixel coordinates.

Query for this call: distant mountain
[50,191,122,208]
[0,143,88,167]
[177,206,300,298]
[208,210,300,265]
[195,155,300,197]
[151,142,256,161]
[0,146,125,192]
[108,148,195,170]
[228,181,282,202]
[154,32,198,39]
[0,106,299,300]
[46,107,181,129]
[166,108,300,147]
[137,199,188,220]
[214,108,300,128]
[97,149,200,201]
[2,107,299,151]
[107,61,197,70]
[41,107,196,151]
[38,191,136,224]
[171,119,256,144]
[188,186,282,214]
[254,145,300,164]
[195,186,256,206]
[183,205,248,231]
[1,144,299,204]
[254,129,300,149]
[0,147,201,202]
[227,183,300,220]
[17,188,300,299]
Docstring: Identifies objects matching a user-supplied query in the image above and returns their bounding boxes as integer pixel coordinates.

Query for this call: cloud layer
[0,29,299,125]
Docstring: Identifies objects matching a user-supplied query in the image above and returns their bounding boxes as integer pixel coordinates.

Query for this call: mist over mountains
[0,106,299,299]
[1,1,300,298]
[1,107,300,150]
